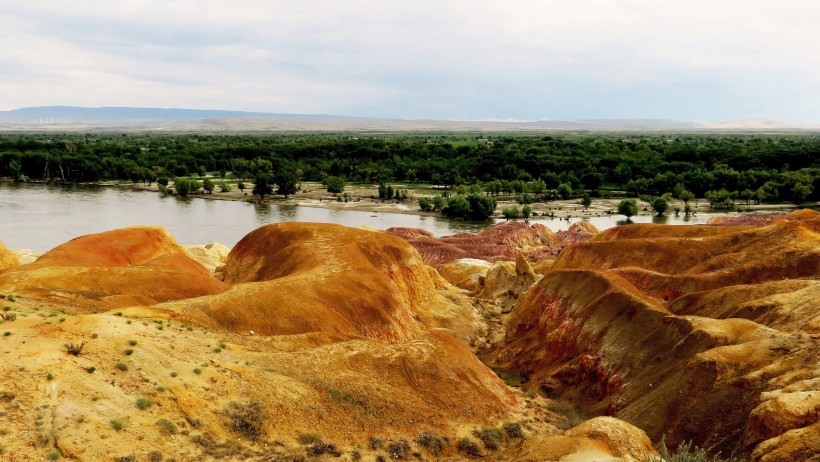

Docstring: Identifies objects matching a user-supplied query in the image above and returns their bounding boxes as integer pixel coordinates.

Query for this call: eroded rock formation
[0,227,228,310]
[387,221,557,265]
[490,210,820,460]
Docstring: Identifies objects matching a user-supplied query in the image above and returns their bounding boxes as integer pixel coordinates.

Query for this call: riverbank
[97,179,808,220]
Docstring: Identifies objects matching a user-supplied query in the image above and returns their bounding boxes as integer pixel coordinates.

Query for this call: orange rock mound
[491,210,820,460]
[161,222,482,342]
[0,227,228,311]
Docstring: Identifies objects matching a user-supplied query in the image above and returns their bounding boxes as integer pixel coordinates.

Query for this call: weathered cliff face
[491,210,820,460]
[0,240,18,271]
[387,221,557,265]
[0,227,229,311]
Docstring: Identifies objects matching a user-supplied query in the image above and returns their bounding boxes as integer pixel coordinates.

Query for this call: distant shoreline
[3,177,808,221]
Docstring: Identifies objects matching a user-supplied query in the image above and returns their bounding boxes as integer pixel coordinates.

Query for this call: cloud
[0,0,819,121]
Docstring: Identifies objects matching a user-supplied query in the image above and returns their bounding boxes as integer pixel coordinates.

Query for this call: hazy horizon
[2,1,820,123]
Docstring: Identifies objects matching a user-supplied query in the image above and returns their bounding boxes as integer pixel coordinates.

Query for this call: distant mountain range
[1,106,818,132]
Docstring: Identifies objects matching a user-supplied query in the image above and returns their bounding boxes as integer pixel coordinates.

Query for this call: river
[0,182,788,252]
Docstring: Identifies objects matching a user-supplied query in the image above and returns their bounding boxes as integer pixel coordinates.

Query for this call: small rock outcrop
[0,240,18,271]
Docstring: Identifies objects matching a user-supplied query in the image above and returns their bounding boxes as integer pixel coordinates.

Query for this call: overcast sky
[1,1,819,121]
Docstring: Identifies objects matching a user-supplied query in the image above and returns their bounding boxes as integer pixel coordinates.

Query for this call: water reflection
[0,182,802,252]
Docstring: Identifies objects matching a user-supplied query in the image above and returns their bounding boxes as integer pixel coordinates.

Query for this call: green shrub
[135,397,153,410]
[110,419,124,431]
[503,422,523,438]
[115,362,128,372]
[156,419,177,435]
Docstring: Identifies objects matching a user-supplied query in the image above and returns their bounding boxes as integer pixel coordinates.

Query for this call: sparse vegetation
[387,439,411,460]
[156,418,178,435]
[474,427,503,451]
[370,437,384,450]
[549,399,586,430]
[128,339,137,346]
[115,362,129,372]
[110,419,125,431]
[650,437,745,462]
[225,401,264,440]
[457,437,481,457]
[64,341,86,356]
[135,397,153,410]
[86,366,96,373]
[416,430,446,456]
[503,422,523,438]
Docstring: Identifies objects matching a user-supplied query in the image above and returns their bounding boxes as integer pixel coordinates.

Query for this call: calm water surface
[0,183,781,251]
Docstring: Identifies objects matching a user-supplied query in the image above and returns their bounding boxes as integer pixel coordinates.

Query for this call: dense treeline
[0,132,817,204]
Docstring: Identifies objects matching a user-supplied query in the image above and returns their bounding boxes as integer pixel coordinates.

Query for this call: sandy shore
[102,179,806,220]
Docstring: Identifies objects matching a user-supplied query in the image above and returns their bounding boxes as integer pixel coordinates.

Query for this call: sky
[1,1,820,122]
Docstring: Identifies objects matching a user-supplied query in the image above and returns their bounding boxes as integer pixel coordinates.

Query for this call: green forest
[0,132,817,209]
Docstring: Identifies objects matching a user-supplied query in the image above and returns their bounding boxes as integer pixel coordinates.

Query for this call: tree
[581,193,591,209]
[791,183,812,203]
[522,204,532,219]
[202,178,215,194]
[432,195,445,212]
[618,198,638,219]
[465,193,497,220]
[651,197,668,215]
[173,178,192,197]
[557,183,572,200]
[679,190,695,204]
[325,176,346,196]
[157,177,169,187]
[443,195,470,219]
[418,197,432,211]
[219,182,231,192]
[252,173,273,201]
[238,182,245,192]
[502,206,521,220]
[273,166,300,198]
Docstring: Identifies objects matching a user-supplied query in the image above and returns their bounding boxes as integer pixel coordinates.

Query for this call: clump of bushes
[135,397,153,410]
[416,430,447,456]
[225,401,264,440]
[503,422,523,438]
[457,437,481,457]
[474,427,504,451]
[156,419,177,435]
[652,437,745,462]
